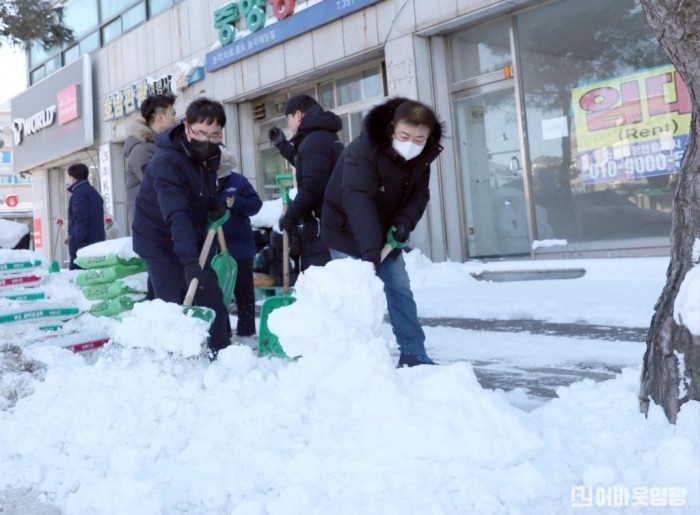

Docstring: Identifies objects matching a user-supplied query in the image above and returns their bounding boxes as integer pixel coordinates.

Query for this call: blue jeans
[330,249,426,356]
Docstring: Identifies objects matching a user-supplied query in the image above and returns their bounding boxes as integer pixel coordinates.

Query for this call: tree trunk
[639,0,700,423]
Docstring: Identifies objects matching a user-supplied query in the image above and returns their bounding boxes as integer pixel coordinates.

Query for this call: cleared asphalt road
[418,316,647,407]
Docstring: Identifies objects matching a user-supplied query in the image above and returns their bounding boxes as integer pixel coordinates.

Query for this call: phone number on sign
[582,153,682,182]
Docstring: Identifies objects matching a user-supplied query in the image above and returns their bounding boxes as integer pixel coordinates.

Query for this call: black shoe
[397,353,437,368]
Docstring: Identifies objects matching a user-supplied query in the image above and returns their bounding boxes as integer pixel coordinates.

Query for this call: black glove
[184,260,203,286]
[361,249,381,271]
[208,199,228,221]
[279,214,297,233]
[268,126,287,147]
[391,223,410,243]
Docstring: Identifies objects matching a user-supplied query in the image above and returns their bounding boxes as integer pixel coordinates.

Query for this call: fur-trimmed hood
[124,118,156,157]
[364,97,443,151]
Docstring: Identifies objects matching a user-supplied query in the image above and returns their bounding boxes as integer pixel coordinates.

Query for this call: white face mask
[392,138,425,161]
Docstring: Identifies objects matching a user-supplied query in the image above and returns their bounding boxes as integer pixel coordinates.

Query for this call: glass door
[455,84,530,257]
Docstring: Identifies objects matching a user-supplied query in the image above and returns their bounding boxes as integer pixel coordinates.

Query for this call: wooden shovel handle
[380,243,393,263]
[216,226,228,253]
[183,227,217,306]
[282,229,289,293]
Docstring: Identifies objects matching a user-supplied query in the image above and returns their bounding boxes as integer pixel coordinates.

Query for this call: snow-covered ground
[0,241,698,514]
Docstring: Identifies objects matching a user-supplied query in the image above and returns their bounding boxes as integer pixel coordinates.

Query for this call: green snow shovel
[212,212,237,307]
[182,214,231,326]
[48,218,64,273]
[258,175,297,359]
[380,224,411,262]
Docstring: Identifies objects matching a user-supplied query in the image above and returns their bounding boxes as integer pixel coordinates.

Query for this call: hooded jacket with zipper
[67,179,105,260]
[321,97,443,259]
[215,168,263,260]
[132,122,221,264]
[124,119,158,224]
[275,103,344,222]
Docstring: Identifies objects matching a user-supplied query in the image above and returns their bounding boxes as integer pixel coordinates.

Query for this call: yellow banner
[572,65,690,152]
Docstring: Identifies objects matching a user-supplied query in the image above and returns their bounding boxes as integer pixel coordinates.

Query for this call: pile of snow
[0,258,697,513]
[75,237,139,259]
[112,299,211,357]
[0,219,29,249]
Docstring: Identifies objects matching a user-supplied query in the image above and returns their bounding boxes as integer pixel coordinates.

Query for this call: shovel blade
[182,305,217,325]
[257,294,296,358]
[212,250,237,306]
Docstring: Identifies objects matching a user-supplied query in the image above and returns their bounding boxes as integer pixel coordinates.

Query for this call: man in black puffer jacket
[132,98,230,357]
[268,94,344,270]
[322,97,443,368]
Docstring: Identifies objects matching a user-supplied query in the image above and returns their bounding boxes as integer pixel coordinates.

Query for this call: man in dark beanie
[66,163,105,269]
[268,94,344,270]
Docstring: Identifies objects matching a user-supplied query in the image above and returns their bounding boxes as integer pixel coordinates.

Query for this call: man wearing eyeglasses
[132,97,231,358]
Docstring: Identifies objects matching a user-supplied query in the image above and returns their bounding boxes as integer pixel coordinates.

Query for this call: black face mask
[189,139,218,162]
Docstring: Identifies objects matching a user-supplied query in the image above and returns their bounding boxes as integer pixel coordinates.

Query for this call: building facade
[13,0,681,263]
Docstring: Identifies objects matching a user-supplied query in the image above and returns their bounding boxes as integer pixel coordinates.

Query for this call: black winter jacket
[132,123,221,264]
[321,97,443,258]
[275,104,344,222]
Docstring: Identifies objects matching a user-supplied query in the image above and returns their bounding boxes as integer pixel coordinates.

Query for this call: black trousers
[144,253,231,353]
[233,257,256,337]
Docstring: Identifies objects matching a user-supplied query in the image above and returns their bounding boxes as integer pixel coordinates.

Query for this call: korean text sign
[572,65,690,185]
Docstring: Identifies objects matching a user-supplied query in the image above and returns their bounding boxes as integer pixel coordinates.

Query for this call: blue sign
[0,150,11,164]
[0,175,30,185]
[206,0,381,71]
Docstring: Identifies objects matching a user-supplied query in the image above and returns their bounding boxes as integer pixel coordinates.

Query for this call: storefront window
[123,2,147,31]
[451,18,510,83]
[517,0,673,243]
[30,67,46,84]
[102,18,123,45]
[260,148,293,199]
[27,0,163,85]
[336,67,382,107]
[319,82,334,110]
[100,0,140,22]
[255,64,386,200]
[44,55,62,75]
[149,0,173,17]
[63,45,80,65]
[29,42,50,69]
[64,0,99,39]
[80,32,101,55]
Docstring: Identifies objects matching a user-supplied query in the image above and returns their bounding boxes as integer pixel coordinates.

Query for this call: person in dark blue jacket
[132,97,231,357]
[322,98,443,368]
[66,163,105,270]
[215,149,263,340]
[268,94,344,270]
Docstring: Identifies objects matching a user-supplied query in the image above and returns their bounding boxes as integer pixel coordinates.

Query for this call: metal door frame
[449,16,538,259]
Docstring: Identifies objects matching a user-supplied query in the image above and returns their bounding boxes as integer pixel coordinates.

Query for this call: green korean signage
[214,0,296,46]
